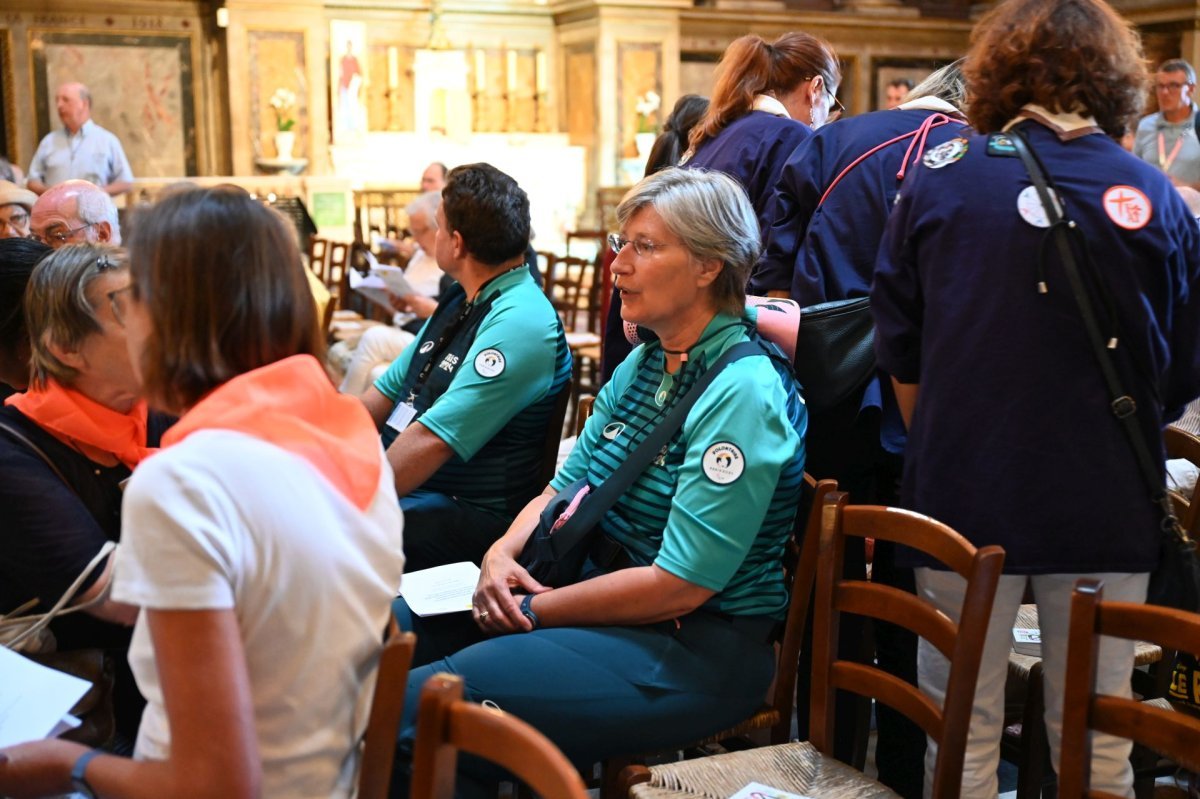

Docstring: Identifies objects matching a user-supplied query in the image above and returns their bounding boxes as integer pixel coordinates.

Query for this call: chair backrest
[357,618,417,799]
[309,236,330,276]
[574,394,595,438]
[810,492,1006,799]
[537,378,573,490]
[546,255,600,335]
[1058,580,1200,799]
[409,674,589,799]
[1164,425,1200,534]
[767,474,839,744]
[565,229,607,260]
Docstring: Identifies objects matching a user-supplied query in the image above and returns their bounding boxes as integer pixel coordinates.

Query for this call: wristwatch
[71,749,102,799]
[520,593,541,630]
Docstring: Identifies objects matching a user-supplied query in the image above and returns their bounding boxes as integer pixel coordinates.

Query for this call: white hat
[0,180,35,211]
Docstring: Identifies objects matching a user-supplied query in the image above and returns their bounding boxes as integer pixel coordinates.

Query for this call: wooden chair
[605,476,838,797]
[308,236,330,277]
[621,492,1005,799]
[1058,579,1200,799]
[409,673,589,799]
[575,395,595,438]
[357,619,417,799]
[1165,425,1200,534]
[565,229,607,260]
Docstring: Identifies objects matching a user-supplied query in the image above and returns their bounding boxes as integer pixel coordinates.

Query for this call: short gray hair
[405,190,442,227]
[616,168,759,315]
[76,187,121,244]
[906,59,968,114]
[26,243,127,388]
[1160,59,1197,85]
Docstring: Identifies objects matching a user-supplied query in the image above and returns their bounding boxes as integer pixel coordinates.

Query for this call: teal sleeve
[372,320,427,401]
[653,359,801,592]
[418,296,560,461]
[549,345,642,491]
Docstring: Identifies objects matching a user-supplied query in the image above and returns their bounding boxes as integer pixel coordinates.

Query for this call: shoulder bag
[1010,128,1200,613]
[519,341,765,586]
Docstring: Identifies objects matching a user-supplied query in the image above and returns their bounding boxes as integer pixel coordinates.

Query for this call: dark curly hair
[964,0,1147,138]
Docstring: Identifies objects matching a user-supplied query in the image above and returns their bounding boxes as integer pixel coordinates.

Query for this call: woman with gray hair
[389,167,807,792]
[0,242,172,739]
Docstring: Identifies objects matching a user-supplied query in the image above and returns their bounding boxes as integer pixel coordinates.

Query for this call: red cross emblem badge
[1102,185,1152,230]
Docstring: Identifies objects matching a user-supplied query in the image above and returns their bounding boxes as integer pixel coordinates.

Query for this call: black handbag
[519,341,764,586]
[793,296,875,414]
[1011,129,1200,612]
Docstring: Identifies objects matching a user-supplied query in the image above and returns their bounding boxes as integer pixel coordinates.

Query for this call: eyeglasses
[32,221,95,246]
[827,89,846,120]
[0,211,29,235]
[608,233,678,257]
[1156,81,1193,92]
[106,284,135,327]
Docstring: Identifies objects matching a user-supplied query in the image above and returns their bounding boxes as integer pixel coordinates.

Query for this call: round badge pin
[701,442,745,485]
[474,348,506,378]
[1016,185,1059,228]
[419,340,435,354]
[1102,185,1152,230]
[922,137,969,169]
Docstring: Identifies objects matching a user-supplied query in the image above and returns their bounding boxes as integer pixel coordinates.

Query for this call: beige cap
[0,180,35,211]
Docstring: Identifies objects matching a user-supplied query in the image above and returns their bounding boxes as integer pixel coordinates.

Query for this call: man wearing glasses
[0,181,35,239]
[1133,59,1200,188]
[29,179,121,249]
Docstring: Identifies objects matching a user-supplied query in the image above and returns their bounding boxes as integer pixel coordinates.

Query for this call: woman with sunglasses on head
[0,243,170,743]
[389,168,806,796]
[683,32,841,245]
[0,187,405,799]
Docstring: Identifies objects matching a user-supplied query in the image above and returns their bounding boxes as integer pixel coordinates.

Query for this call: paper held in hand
[349,250,418,315]
[0,646,92,747]
[399,562,481,617]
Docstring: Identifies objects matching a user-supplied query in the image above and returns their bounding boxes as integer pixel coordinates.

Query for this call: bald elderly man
[30,180,121,248]
[28,82,133,196]
[0,181,36,239]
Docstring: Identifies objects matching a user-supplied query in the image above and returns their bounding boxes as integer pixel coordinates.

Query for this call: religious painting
[564,44,596,148]
[871,57,947,112]
[30,30,198,177]
[330,20,368,143]
[616,42,662,162]
[247,30,307,161]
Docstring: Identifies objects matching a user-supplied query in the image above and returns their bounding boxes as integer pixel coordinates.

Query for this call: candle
[388,47,399,89]
[475,49,486,92]
[507,50,517,94]
[536,51,547,95]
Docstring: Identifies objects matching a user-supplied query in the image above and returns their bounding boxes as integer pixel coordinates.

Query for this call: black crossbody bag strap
[1009,128,1191,547]
[553,340,765,550]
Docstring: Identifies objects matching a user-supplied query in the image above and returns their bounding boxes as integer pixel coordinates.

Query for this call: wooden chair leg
[1017,662,1051,799]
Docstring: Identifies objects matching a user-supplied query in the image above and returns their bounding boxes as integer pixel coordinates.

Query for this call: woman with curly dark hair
[871,0,1200,794]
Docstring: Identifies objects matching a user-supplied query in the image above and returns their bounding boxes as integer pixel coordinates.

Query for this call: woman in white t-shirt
[0,186,406,799]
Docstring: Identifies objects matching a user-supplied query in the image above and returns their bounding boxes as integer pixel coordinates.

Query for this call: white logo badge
[1016,185,1059,228]
[922,137,969,169]
[602,422,625,441]
[474,348,506,378]
[1102,185,1152,230]
[419,341,435,354]
[702,442,745,485]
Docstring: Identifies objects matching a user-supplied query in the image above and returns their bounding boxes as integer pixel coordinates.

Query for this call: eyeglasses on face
[608,233,678,258]
[0,210,29,234]
[32,221,95,246]
[106,284,135,327]
[1156,81,1193,92]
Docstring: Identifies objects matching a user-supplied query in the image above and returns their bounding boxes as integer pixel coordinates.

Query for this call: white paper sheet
[0,647,92,747]
[399,562,481,616]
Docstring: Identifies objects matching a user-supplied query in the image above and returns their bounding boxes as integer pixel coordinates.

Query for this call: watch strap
[71,748,102,799]
[520,593,541,630]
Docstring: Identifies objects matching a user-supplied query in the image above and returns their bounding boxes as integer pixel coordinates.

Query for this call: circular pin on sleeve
[1102,185,1151,230]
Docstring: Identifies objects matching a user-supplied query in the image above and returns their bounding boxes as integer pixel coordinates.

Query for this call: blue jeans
[390,597,776,798]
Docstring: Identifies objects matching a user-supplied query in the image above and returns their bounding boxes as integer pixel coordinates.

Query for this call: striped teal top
[551,311,807,618]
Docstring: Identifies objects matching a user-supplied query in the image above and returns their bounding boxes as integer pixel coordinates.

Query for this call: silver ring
[479,609,490,620]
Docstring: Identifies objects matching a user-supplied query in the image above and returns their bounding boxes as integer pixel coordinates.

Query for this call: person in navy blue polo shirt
[683,31,841,241]
[872,0,1200,794]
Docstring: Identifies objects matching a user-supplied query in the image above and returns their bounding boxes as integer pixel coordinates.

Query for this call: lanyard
[1158,130,1185,172]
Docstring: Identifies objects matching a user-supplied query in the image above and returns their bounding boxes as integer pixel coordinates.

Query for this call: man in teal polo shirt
[360,163,571,570]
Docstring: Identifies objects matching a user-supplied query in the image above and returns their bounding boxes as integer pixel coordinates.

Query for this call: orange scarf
[6,380,154,469]
[162,354,382,511]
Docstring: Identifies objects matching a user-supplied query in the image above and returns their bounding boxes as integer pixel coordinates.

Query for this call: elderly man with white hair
[28,82,133,196]
[334,190,446,395]
[30,179,121,249]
